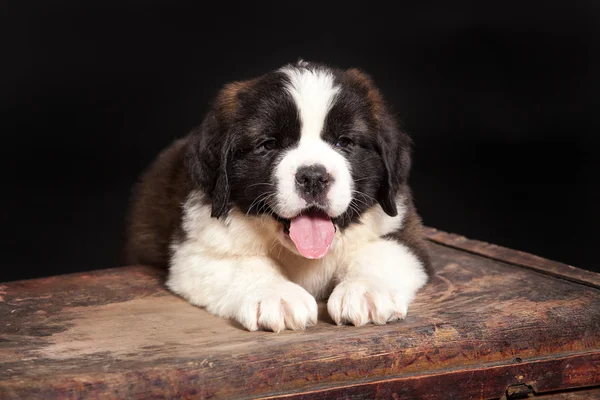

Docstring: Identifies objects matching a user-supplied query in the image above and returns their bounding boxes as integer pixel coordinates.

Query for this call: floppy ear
[344,68,413,217]
[376,118,413,217]
[208,134,234,218]
[186,81,250,219]
[185,116,234,219]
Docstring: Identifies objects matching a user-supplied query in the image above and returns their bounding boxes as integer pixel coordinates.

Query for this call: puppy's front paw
[327,280,410,327]
[237,282,318,333]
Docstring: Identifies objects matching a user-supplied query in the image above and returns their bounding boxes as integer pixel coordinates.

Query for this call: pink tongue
[289,211,335,259]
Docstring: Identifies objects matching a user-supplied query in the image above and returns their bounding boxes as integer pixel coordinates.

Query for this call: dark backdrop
[2,1,599,282]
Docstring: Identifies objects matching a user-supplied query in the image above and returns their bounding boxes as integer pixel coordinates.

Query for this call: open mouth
[278,207,336,260]
[281,218,291,235]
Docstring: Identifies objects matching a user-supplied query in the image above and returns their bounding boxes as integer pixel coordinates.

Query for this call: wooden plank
[535,387,600,399]
[259,354,600,399]
[424,227,600,289]
[1,238,599,399]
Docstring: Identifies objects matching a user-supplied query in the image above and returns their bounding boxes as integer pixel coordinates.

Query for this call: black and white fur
[126,60,430,332]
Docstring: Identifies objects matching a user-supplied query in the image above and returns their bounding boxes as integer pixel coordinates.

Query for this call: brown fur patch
[215,79,256,117]
[345,68,385,120]
[124,137,192,268]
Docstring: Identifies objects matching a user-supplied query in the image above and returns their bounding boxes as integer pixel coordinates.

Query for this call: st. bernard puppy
[125,60,430,332]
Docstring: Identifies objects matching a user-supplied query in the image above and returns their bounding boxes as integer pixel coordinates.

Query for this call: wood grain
[1,235,599,399]
[424,227,600,289]
[535,387,600,399]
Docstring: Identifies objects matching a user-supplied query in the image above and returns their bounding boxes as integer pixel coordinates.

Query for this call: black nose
[295,164,332,200]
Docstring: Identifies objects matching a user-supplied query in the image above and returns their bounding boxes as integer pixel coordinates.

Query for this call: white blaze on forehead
[280,66,340,141]
[272,65,353,221]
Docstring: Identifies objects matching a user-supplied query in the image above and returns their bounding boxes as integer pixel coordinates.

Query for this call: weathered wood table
[1,228,599,399]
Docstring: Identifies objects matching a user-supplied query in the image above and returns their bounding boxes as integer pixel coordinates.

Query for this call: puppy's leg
[327,239,428,326]
[167,241,318,332]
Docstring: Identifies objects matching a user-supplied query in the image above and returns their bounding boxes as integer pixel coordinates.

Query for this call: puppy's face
[189,61,411,258]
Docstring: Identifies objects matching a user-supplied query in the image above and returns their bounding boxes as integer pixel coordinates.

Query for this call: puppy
[125,60,430,332]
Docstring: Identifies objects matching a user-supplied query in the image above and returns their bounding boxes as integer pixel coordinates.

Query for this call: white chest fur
[175,191,407,300]
[167,191,426,332]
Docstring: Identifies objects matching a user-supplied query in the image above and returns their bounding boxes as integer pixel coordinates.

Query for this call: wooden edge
[423,227,600,289]
[534,387,600,399]
[1,351,598,399]
[257,352,600,400]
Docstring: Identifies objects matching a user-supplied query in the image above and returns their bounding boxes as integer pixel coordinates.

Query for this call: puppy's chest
[272,215,393,299]
[279,255,341,300]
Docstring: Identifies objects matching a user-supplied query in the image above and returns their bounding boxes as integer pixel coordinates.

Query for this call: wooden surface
[1,230,599,399]
[424,227,600,289]
[535,387,600,399]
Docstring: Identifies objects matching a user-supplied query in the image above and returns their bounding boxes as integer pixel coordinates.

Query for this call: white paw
[236,281,318,333]
[327,280,410,327]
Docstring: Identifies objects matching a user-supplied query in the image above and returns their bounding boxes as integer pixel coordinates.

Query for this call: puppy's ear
[186,81,251,218]
[375,121,412,217]
[209,134,235,218]
[344,68,412,217]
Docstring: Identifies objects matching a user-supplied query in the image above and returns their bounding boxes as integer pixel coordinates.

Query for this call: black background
[2,1,598,282]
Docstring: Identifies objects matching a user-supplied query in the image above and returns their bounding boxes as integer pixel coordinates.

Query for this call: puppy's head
[188,61,412,258]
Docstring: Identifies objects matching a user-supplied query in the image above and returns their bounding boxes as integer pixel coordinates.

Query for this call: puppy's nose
[295,164,332,200]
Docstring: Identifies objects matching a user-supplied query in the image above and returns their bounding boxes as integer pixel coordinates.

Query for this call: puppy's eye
[259,139,278,151]
[335,137,353,148]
